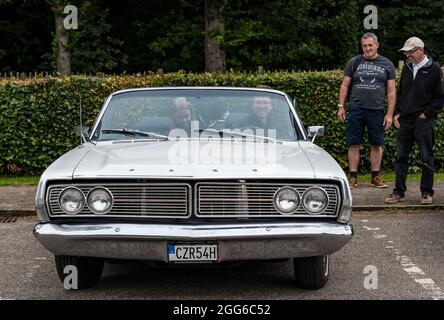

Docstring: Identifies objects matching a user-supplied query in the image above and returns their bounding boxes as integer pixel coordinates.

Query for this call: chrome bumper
[33,222,353,262]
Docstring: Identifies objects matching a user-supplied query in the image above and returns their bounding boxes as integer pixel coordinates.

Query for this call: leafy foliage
[223,0,359,71]
[0,0,53,72]
[359,0,444,66]
[1,72,443,175]
[68,1,127,74]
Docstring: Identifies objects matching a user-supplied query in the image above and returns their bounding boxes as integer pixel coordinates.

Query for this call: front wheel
[293,255,330,289]
[55,255,104,290]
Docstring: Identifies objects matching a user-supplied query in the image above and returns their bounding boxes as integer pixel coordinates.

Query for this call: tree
[223,0,359,71]
[69,1,126,74]
[361,0,444,66]
[108,0,204,73]
[0,0,53,73]
[204,0,226,72]
[51,0,71,75]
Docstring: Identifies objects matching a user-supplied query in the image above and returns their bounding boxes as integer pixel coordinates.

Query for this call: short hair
[361,32,378,43]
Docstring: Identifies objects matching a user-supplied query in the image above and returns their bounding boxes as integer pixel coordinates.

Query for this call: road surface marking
[362,223,444,300]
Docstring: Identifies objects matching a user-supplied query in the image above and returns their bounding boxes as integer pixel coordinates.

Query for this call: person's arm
[424,65,444,119]
[337,76,351,122]
[384,79,396,129]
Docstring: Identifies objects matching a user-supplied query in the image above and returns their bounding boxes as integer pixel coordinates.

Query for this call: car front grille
[48,183,191,218]
[47,181,340,218]
[196,182,339,217]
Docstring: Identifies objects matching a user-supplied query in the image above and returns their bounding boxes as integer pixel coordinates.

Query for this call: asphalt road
[0,211,442,300]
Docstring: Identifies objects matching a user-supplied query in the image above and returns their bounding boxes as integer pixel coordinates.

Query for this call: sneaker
[420,194,433,205]
[348,176,358,189]
[371,176,388,188]
[384,193,405,203]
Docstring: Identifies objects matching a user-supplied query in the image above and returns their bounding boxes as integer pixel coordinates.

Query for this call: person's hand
[337,106,346,122]
[383,114,393,130]
[393,114,400,129]
[418,113,427,119]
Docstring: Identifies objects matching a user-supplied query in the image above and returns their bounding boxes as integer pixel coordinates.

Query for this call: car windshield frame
[89,87,306,142]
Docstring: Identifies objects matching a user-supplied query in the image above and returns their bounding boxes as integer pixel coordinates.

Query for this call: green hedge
[0,72,442,175]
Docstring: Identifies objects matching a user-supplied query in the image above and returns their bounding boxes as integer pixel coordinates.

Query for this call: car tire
[293,255,330,289]
[55,255,104,289]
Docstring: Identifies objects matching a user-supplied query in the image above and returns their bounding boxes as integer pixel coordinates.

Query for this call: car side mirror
[74,126,90,139]
[307,126,324,142]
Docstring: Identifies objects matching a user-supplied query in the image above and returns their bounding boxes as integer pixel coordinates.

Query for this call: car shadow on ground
[93,259,299,297]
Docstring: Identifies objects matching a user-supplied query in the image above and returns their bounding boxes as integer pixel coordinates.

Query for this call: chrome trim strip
[90,87,304,142]
[34,221,353,261]
[89,94,112,140]
[284,93,307,140]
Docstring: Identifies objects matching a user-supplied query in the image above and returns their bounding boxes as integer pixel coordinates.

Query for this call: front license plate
[168,243,218,263]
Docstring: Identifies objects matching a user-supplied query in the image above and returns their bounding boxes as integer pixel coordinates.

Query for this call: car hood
[68,140,324,179]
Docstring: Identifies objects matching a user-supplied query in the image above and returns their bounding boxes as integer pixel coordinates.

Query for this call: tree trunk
[204,0,226,73]
[54,1,71,75]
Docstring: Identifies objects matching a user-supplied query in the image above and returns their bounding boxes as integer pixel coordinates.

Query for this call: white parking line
[363,226,380,231]
[363,224,444,300]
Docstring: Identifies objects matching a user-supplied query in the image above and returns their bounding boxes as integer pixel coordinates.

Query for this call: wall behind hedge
[0,72,442,175]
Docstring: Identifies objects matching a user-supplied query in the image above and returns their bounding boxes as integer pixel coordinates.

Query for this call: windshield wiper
[101,128,171,140]
[194,128,278,143]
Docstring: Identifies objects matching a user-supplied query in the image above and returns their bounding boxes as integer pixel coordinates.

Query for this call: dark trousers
[394,118,435,196]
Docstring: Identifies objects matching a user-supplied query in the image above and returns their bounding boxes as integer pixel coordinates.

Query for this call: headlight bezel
[86,187,114,214]
[273,186,301,215]
[302,186,329,214]
[58,186,85,215]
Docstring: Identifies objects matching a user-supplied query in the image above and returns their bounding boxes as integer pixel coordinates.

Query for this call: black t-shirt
[344,55,396,110]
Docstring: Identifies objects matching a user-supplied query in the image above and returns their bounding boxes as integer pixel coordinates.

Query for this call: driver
[236,95,276,130]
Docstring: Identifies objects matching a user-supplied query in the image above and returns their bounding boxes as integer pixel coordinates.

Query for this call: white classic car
[34,87,353,290]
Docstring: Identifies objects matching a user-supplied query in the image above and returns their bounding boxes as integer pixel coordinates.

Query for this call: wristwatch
[337,104,344,108]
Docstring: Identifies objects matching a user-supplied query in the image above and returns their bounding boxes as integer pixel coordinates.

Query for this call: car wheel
[293,255,329,289]
[55,255,104,289]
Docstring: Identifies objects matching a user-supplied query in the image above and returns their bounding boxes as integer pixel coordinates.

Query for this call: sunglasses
[404,47,420,56]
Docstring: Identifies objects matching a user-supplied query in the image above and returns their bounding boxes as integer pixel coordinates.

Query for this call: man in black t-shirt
[337,32,396,189]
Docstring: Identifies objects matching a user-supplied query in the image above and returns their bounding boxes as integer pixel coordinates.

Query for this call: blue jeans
[394,118,435,196]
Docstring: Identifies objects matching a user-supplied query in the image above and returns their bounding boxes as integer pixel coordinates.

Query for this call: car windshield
[92,89,301,142]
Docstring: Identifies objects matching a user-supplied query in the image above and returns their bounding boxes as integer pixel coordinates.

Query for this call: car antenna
[79,96,86,144]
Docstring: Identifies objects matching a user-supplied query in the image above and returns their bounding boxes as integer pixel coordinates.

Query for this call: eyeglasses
[404,47,420,56]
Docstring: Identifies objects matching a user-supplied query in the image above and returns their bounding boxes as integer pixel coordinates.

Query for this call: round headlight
[273,187,300,215]
[58,187,85,215]
[87,187,113,214]
[302,187,328,214]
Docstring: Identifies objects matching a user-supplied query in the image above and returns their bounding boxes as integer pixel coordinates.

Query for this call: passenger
[170,97,195,137]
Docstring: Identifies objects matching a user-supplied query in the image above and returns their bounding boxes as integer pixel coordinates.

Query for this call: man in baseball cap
[399,37,424,52]
[385,37,444,205]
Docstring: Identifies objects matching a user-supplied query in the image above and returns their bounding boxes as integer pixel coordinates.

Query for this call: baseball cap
[399,37,425,52]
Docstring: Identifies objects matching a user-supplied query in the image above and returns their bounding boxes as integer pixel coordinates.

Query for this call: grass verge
[359,172,444,183]
[0,176,40,186]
